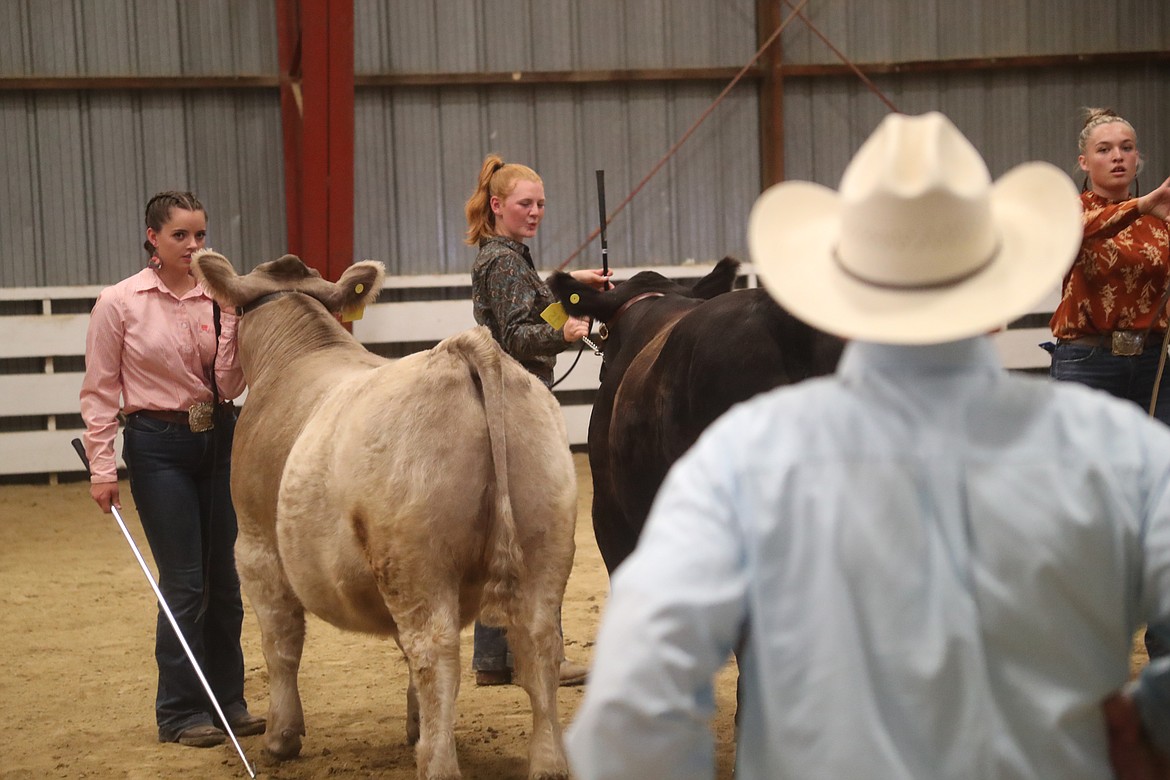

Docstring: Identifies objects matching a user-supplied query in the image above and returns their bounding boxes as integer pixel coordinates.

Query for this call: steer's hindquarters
[277,327,575,779]
[440,327,578,779]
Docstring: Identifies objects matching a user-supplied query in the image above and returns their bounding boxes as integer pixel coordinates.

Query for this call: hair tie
[492,161,505,175]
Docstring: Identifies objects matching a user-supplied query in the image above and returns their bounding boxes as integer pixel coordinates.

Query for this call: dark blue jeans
[1046,341,1170,424]
[1047,341,1170,659]
[122,410,248,740]
[472,623,513,672]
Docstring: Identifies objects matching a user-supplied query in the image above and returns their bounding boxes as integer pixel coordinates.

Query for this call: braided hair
[143,191,205,259]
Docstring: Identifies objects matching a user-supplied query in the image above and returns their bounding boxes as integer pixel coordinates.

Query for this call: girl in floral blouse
[1048,108,1170,417]
[1047,108,1170,661]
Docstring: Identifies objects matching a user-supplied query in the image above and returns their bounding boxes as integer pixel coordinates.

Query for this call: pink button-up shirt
[80,268,246,482]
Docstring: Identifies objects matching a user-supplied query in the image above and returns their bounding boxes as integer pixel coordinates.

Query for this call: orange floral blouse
[1050,190,1170,340]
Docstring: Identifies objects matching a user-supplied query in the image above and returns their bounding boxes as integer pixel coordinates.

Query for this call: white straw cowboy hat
[749,111,1082,345]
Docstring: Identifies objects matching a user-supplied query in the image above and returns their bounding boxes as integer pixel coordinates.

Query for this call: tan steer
[192,251,577,780]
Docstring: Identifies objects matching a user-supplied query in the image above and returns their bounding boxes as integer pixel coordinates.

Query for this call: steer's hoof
[265,729,303,761]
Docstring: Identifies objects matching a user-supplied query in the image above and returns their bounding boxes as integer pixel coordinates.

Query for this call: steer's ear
[546,272,579,306]
[547,271,612,319]
[328,260,385,314]
[191,250,247,308]
[691,256,741,300]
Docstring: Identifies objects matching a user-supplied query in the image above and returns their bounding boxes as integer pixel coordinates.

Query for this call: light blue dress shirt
[567,337,1170,780]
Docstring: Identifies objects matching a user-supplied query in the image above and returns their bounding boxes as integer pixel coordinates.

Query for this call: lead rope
[556,0,812,271]
[1147,280,1170,417]
[550,342,587,389]
[196,301,224,619]
[1150,328,1170,417]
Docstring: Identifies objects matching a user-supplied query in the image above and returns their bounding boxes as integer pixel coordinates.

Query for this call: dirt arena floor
[0,453,739,779]
[2,453,1152,779]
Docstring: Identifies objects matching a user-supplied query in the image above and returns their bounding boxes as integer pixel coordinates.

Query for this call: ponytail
[464,155,505,246]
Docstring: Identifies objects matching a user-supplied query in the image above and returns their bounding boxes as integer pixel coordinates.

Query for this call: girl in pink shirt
[79,191,263,748]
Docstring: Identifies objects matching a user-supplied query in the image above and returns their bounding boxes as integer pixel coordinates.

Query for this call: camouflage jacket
[471,236,566,387]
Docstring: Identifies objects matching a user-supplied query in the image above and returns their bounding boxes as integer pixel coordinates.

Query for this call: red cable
[781,0,900,113]
[557,0,812,270]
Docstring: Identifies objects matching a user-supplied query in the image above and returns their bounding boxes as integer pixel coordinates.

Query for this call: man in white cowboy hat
[566,112,1170,779]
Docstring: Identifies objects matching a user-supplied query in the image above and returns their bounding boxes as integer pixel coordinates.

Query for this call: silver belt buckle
[188,401,215,432]
[1111,330,1144,356]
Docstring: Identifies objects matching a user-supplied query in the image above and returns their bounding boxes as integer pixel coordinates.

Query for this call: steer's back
[231,347,385,543]
[276,329,576,635]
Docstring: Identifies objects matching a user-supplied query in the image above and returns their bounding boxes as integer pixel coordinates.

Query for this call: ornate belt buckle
[1111,330,1144,356]
[188,401,215,432]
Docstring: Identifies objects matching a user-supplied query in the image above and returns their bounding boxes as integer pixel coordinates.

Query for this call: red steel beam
[326,0,354,283]
[275,0,304,258]
[757,0,785,186]
[300,0,329,277]
[2,51,1167,93]
[274,0,354,281]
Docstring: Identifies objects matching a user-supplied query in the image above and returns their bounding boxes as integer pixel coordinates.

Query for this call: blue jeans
[472,618,566,672]
[1046,341,1170,658]
[472,623,513,672]
[1046,341,1170,425]
[122,410,248,740]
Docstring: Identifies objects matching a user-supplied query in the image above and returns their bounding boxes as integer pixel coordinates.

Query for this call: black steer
[549,257,844,574]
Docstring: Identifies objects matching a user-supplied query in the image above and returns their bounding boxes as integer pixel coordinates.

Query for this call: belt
[131,409,194,427]
[130,401,234,430]
[1061,333,1164,348]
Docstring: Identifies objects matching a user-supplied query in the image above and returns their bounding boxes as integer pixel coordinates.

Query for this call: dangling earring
[1080,176,1089,193]
[148,255,162,270]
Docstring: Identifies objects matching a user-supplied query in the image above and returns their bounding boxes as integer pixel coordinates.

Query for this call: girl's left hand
[563,315,593,343]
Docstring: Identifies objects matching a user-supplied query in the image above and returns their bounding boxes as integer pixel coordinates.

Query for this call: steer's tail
[446,327,524,627]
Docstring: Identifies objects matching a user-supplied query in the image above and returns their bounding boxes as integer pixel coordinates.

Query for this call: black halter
[597,291,665,341]
[239,289,313,315]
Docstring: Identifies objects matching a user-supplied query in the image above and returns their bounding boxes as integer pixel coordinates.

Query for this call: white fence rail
[0,267,1056,478]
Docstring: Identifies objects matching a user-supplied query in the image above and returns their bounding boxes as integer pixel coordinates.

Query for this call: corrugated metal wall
[783,66,1169,187]
[353,0,756,73]
[0,0,1167,287]
[0,0,277,76]
[353,82,760,275]
[0,89,286,287]
[0,0,284,287]
[352,0,760,275]
[778,0,1169,188]
[779,0,1167,63]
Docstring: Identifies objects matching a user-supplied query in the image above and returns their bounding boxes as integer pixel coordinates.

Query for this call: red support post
[325,0,354,282]
[275,0,304,258]
[274,0,354,281]
[757,0,785,187]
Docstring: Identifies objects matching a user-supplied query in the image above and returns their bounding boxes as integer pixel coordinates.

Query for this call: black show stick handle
[71,437,91,475]
[596,169,609,285]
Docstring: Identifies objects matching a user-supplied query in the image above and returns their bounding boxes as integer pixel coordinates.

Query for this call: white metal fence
[0,265,1055,479]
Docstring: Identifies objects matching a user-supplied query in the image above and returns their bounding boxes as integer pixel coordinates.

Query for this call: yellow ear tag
[342,282,367,322]
[540,302,569,330]
[570,293,580,304]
